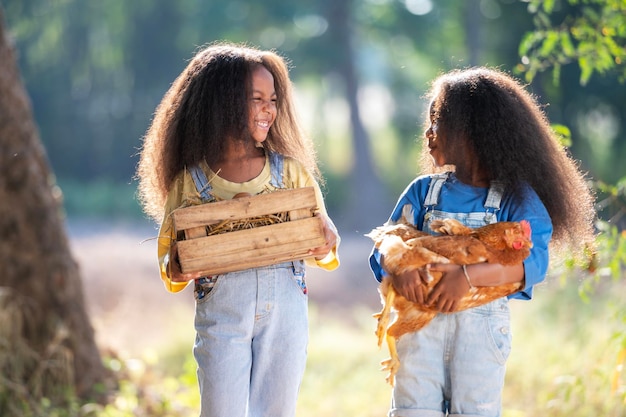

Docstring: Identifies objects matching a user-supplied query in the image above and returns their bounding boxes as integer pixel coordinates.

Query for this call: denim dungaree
[188,152,309,417]
[390,173,513,417]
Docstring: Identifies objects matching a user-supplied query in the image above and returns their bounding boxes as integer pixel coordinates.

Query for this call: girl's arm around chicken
[424,263,524,312]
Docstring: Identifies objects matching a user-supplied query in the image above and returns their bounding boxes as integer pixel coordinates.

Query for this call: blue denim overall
[390,173,513,417]
[188,152,309,417]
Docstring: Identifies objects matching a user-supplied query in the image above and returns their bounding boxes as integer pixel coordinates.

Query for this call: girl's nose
[261,99,276,112]
[425,122,438,139]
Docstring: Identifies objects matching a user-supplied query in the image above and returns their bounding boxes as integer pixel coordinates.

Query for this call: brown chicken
[366,218,533,385]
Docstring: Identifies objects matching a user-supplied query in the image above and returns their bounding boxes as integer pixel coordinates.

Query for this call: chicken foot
[376,281,437,386]
[381,333,400,386]
[374,285,395,348]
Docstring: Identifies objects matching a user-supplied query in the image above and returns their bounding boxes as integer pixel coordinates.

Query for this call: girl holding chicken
[136,42,340,417]
[369,67,595,417]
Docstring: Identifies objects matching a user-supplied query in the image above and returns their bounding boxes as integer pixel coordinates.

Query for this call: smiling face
[248,65,277,144]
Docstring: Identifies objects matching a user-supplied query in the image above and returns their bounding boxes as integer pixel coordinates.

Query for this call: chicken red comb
[520,220,531,239]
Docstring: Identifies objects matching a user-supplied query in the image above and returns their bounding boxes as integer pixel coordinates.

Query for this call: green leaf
[539,31,560,57]
[543,0,556,14]
[552,124,572,147]
[578,56,594,85]
[519,31,543,55]
[552,62,562,85]
[560,31,576,56]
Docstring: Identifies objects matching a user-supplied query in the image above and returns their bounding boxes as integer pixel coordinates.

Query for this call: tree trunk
[325,0,392,233]
[0,8,109,413]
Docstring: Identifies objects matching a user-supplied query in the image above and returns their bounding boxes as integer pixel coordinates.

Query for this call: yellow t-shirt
[157,154,340,293]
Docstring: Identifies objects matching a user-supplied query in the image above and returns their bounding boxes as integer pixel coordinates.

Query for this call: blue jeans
[193,261,308,417]
[389,298,512,417]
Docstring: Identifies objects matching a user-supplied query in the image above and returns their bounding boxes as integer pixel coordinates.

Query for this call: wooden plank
[288,208,313,221]
[178,217,324,258]
[177,216,326,275]
[180,239,322,276]
[172,187,317,232]
[184,226,207,239]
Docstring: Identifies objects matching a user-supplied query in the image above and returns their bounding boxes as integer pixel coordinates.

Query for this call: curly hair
[419,67,596,257]
[136,41,319,222]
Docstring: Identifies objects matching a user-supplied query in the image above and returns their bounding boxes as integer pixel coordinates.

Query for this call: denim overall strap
[423,172,450,208]
[189,164,213,202]
[484,180,504,223]
[422,175,504,229]
[269,151,284,188]
[267,152,302,271]
[189,164,213,284]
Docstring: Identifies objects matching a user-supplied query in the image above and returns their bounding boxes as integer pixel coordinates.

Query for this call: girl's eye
[250,97,277,107]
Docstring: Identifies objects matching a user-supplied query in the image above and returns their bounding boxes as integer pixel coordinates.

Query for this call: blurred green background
[4,0,626,231]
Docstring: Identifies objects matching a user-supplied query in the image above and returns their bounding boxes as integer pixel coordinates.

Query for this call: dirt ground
[68,219,382,358]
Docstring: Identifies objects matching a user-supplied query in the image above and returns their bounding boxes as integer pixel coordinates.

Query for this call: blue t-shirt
[369,173,553,300]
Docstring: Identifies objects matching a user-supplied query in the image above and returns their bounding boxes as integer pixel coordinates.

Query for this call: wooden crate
[172,187,326,276]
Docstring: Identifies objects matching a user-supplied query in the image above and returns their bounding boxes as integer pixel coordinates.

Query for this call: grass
[296,306,390,417]
[300,280,626,417]
[4,282,623,417]
[80,277,624,417]
[501,278,626,417]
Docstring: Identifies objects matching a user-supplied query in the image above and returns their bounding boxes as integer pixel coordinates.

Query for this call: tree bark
[0,8,108,411]
[325,0,392,232]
